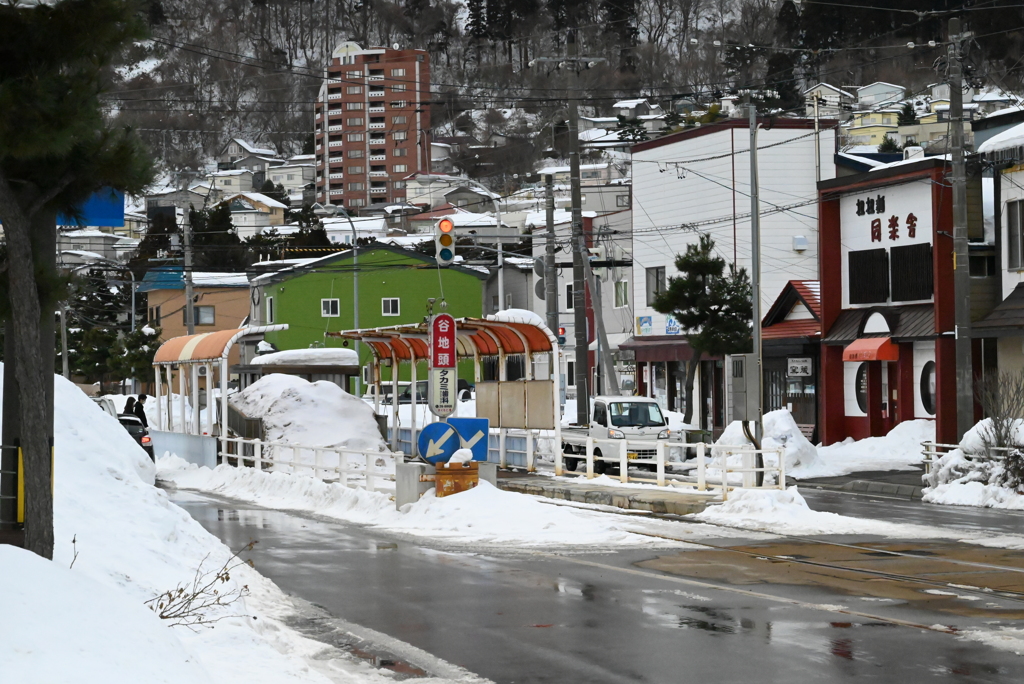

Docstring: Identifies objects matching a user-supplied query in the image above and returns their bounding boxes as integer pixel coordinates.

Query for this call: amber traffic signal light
[435,218,455,266]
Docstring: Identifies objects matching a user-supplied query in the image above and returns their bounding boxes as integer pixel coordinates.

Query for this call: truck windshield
[608,402,665,427]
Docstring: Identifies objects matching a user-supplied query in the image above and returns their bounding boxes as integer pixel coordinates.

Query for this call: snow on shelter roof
[250,347,359,367]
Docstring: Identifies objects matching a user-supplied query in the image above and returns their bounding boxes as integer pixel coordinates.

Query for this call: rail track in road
[535,498,1024,606]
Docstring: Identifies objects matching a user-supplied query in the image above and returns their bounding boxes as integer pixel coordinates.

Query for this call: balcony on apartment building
[368,70,384,81]
[369,154,387,162]
[368,89,386,97]
[368,101,385,113]
[329,172,345,180]
[369,118,386,129]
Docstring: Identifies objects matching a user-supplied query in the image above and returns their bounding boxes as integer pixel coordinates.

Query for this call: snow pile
[3,366,364,683]
[0,546,210,683]
[158,460,679,549]
[797,419,934,479]
[695,486,963,538]
[231,373,386,452]
[713,409,821,480]
[922,418,1024,509]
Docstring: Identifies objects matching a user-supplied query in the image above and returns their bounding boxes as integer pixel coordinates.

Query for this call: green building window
[382,298,400,316]
[321,298,340,317]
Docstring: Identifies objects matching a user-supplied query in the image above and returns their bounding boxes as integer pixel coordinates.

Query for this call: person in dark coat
[134,394,149,428]
[122,396,136,415]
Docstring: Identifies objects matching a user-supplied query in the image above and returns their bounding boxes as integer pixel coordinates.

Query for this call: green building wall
[259,247,485,388]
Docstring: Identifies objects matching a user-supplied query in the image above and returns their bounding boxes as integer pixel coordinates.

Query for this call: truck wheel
[593,450,607,475]
[563,457,579,472]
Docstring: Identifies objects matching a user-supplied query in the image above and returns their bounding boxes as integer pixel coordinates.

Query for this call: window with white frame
[265,297,274,323]
[382,298,400,315]
[346,102,364,110]
[183,305,215,326]
[393,164,408,173]
[321,298,340,317]
[391,68,406,77]
[1009,200,1024,270]
[346,85,362,94]
[614,280,629,308]
[646,266,666,305]
[565,283,574,309]
[391,83,406,92]
[393,131,407,141]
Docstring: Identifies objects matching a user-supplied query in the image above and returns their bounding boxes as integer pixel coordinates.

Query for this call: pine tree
[615,115,649,143]
[652,234,752,424]
[0,0,153,558]
[898,102,919,126]
[878,134,901,153]
[189,204,248,271]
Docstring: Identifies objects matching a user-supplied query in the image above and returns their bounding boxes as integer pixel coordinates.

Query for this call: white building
[628,117,837,422]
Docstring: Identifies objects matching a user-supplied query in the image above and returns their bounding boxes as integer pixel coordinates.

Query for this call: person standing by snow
[122,396,136,416]
[134,394,149,428]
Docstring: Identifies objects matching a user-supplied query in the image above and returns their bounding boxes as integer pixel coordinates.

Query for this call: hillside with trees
[111,1,1024,175]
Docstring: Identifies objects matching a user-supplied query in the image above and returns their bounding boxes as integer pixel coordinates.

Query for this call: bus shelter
[152,325,288,437]
[327,313,560,467]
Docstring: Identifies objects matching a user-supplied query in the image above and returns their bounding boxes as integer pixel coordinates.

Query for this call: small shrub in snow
[146,542,256,629]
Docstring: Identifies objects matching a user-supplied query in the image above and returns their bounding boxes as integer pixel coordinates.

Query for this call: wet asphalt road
[172,491,1024,684]
[800,489,1024,536]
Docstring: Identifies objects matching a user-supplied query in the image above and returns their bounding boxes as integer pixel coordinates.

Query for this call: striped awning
[153,325,288,364]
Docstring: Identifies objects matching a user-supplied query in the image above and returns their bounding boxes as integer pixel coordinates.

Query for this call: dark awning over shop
[823,305,935,345]
[618,336,696,363]
[974,283,1024,337]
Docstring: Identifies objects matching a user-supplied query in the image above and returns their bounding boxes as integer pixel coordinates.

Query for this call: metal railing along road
[555,438,785,498]
[219,436,400,493]
[921,441,1014,475]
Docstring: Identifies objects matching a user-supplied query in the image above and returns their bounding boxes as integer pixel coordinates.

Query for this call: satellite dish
[393,43,400,50]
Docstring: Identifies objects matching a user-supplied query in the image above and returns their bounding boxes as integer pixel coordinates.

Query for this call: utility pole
[567,29,589,424]
[749,103,764,443]
[544,173,559,334]
[583,254,621,396]
[495,197,505,311]
[949,17,974,439]
[182,210,195,336]
[813,93,822,184]
[59,304,70,379]
[343,208,362,398]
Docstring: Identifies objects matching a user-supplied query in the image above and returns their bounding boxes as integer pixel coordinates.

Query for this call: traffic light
[435,217,455,266]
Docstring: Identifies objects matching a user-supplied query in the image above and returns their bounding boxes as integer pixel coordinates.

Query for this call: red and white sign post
[428,313,457,417]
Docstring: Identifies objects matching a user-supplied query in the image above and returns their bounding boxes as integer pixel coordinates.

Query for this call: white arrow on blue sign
[447,417,490,462]
[417,422,460,464]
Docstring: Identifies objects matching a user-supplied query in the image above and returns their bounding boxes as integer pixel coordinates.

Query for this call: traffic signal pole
[567,29,589,425]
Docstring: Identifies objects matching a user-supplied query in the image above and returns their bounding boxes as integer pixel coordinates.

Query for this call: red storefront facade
[818,159,958,446]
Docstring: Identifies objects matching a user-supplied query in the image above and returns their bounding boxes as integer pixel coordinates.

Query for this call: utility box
[728,353,760,422]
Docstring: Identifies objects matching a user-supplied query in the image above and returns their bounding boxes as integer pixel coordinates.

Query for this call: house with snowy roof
[217,138,277,167]
[215,192,288,238]
[856,82,906,108]
[204,169,255,194]
[803,83,855,120]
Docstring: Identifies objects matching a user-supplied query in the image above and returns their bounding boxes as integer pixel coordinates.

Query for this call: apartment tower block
[314,42,430,211]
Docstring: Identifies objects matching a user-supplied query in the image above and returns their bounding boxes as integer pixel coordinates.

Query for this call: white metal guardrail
[219,436,401,492]
[921,441,1013,475]
[555,438,784,497]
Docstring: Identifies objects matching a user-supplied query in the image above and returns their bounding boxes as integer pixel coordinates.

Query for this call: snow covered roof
[613,99,650,109]
[250,347,359,367]
[60,250,106,260]
[857,81,904,92]
[59,229,122,239]
[803,82,855,99]
[192,273,250,287]
[837,152,885,168]
[978,121,1024,154]
[536,163,610,174]
[232,138,276,156]
[984,104,1024,120]
[225,192,288,210]
[209,169,252,177]
[870,154,950,171]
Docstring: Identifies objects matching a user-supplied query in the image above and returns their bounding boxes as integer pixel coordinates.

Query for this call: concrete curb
[796,479,925,499]
[497,478,709,516]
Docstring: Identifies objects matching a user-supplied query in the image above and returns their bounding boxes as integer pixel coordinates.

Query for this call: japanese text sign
[430,313,457,369]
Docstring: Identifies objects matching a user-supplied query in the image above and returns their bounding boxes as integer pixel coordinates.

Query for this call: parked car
[561,396,672,474]
[91,395,119,418]
[119,414,154,460]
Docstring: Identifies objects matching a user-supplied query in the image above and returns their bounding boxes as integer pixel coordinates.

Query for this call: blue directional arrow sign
[448,417,490,462]
[417,422,460,464]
